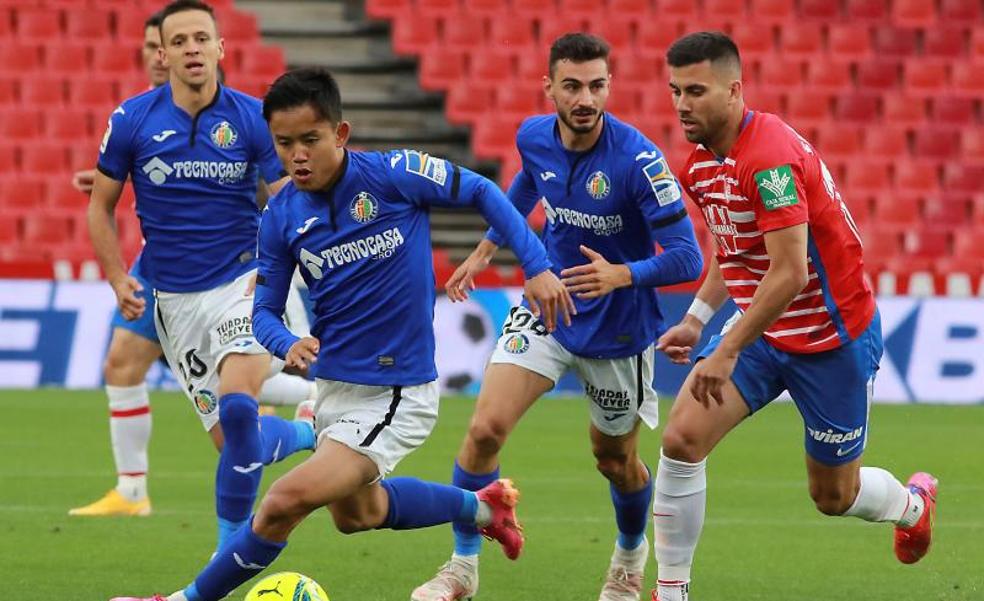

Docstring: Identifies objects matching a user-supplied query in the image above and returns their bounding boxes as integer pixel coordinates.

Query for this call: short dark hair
[263,67,343,124]
[144,10,164,31]
[667,31,741,73]
[548,33,610,77]
[158,0,218,39]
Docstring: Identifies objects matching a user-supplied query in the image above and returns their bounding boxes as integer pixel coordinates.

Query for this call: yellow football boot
[68,489,151,516]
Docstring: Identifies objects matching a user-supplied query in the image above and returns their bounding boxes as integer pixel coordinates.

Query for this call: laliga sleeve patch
[642,157,681,207]
[754,164,799,211]
[403,149,448,186]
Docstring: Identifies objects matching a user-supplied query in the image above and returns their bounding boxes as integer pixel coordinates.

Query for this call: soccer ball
[244,572,329,601]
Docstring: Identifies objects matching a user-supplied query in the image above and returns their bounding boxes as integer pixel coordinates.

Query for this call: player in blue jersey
[88,0,315,551]
[413,34,703,601]
[109,66,575,601]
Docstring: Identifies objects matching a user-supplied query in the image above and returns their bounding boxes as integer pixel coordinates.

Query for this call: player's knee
[259,484,314,527]
[103,345,137,384]
[809,483,855,516]
[660,424,707,464]
[466,418,508,457]
[218,393,257,428]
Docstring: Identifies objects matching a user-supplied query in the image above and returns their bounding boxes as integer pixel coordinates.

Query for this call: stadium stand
[0,0,981,295]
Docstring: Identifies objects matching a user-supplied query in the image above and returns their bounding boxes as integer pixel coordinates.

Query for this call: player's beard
[686,110,730,148]
[559,108,601,135]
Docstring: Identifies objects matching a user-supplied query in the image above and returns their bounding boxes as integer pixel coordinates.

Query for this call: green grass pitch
[1,389,981,600]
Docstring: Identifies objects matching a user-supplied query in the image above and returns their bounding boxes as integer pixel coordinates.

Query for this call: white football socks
[107,384,151,501]
[258,373,316,406]
[653,451,706,599]
[844,467,924,527]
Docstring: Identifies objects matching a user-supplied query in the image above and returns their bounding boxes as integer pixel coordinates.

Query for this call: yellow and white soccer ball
[244,572,329,601]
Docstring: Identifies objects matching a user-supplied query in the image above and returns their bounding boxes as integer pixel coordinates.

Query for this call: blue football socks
[186,517,286,601]
[611,465,653,551]
[451,461,499,556]
[379,477,477,530]
[215,393,263,548]
[258,415,314,465]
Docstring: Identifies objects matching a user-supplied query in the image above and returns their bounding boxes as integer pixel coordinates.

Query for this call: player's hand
[656,318,703,364]
[110,275,146,321]
[286,336,320,370]
[244,273,257,297]
[689,349,737,408]
[72,169,96,194]
[559,245,633,299]
[523,270,576,332]
[445,252,490,302]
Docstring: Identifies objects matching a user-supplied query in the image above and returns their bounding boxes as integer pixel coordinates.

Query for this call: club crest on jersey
[210,121,238,149]
[350,191,379,223]
[585,171,611,199]
[642,157,681,206]
[503,333,530,354]
[194,389,217,414]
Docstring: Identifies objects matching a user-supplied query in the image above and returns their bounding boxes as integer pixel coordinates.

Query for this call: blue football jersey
[253,149,552,386]
[487,113,702,359]
[97,83,285,292]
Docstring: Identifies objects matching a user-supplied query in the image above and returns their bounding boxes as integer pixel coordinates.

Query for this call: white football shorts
[489,306,659,436]
[154,269,269,430]
[314,379,440,478]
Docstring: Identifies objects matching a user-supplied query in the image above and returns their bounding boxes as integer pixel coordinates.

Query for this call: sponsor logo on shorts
[210,120,238,149]
[585,384,632,411]
[350,191,379,223]
[503,333,529,354]
[585,170,611,199]
[807,425,864,448]
[217,316,252,346]
[194,389,217,414]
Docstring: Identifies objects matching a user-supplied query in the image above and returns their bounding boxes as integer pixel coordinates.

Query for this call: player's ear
[730,79,742,105]
[158,45,168,68]
[217,37,225,61]
[542,75,552,99]
[334,121,351,147]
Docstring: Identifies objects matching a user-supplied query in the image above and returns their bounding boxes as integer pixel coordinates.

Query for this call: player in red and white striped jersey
[649,32,937,601]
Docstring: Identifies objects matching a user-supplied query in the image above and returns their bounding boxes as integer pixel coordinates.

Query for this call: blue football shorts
[109,254,160,344]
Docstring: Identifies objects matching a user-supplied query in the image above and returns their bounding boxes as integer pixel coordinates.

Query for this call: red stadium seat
[0,107,42,139]
[863,126,908,158]
[950,64,984,97]
[814,125,861,158]
[860,225,903,263]
[846,160,891,192]
[65,8,112,39]
[0,142,16,172]
[419,50,467,91]
[68,78,120,107]
[15,7,62,40]
[635,19,684,60]
[944,164,984,194]
[953,229,984,259]
[896,160,942,194]
[807,61,852,92]
[20,76,66,107]
[856,60,901,92]
[539,16,588,47]
[21,143,70,175]
[749,0,794,24]
[418,0,457,17]
[0,8,8,37]
[703,0,747,20]
[779,24,822,57]
[827,24,872,62]
[960,129,984,162]
[904,228,950,259]
[0,176,46,209]
[612,54,662,86]
[0,76,15,105]
[913,128,960,161]
[872,193,920,226]
[563,0,607,18]
[973,29,984,58]
[489,15,535,51]
[445,82,494,125]
[742,88,784,115]
[923,195,971,226]
[464,0,509,16]
[758,58,803,91]
[835,94,879,122]
[933,97,976,126]
[605,87,639,119]
[882,95,928,126]
[48,109,95,142]
[798,0,840,19]
[516,50,550,82]
[512,0,557,20]
[873,27,918,58]
[940,0,982,22]
[467,51,514,85]
[472,116,522,160]
[114,8,151,42]
[891,0,937,27]
[902,59,948,98]
[496,85,543,120]
[0,216,17,246]
[391,15,439,56]
[729,23,774,60]
[589,17,634,52]
[238,45,286,80]
[91,44,139,74]
[786,93,831,127]
[640,90,678,126]
[0,41,42,73]
[923,27,966,60]
[610,0,652,13]
[441,13,487,52]
[44,41,91,74]
[46,179,88,210]
[23,214,74,246]
[845,0,889,22]
[214,9,259,42]
[656,0,698,19]
[364,0,410,19]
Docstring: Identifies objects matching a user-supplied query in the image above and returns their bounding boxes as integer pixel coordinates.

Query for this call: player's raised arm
[252,207,308,366]
[448,168,540,302]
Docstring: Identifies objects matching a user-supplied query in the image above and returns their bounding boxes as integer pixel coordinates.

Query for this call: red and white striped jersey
[679,110,875,354]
